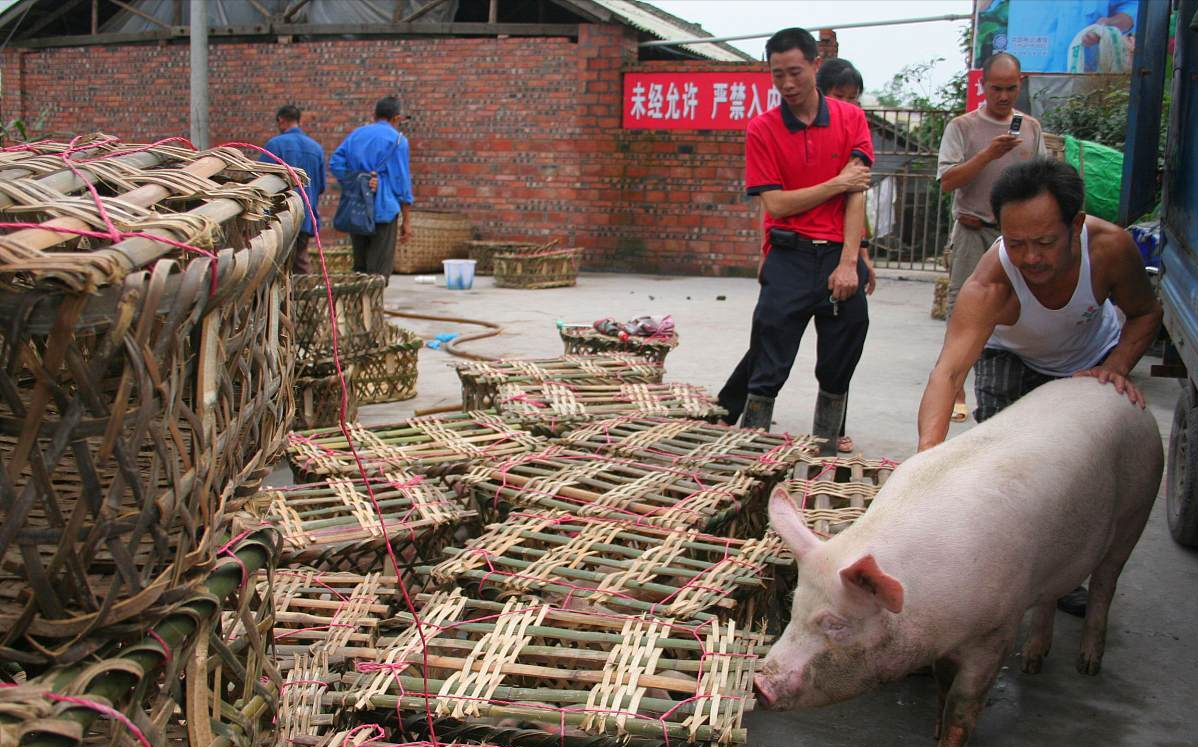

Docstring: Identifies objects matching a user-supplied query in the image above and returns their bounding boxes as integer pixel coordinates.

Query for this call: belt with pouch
[768,228,843,250]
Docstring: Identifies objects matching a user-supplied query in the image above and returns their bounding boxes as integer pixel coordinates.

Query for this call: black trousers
[718,244,870,424]
[350,218,398,285]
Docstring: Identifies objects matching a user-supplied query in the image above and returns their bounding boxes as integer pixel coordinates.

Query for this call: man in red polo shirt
[718,27,874,454]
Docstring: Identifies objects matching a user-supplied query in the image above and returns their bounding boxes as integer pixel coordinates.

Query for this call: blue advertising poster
[973,0,1139,73]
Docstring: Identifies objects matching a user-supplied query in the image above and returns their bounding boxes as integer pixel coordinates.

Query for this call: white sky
[649,0,975,98]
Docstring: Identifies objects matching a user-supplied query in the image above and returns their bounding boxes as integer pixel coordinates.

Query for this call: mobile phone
[1008,114,1023,136]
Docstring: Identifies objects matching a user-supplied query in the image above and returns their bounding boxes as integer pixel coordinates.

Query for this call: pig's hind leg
[1019,601,1055,674]
[1077,489,1155,676]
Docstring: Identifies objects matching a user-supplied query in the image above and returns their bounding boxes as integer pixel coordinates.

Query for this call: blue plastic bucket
[443,259,477,290]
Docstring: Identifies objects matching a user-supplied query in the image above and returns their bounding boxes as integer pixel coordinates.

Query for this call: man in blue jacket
[330,96,414,283]
[263,104,325,273]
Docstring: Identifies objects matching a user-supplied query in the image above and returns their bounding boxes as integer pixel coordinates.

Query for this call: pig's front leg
[937,628,1015,747]
[1020,601,1056,674]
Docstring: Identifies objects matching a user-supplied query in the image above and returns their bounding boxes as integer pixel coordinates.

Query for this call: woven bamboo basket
[492,247,582,289]
[0,138,300,666]
[557,416,819,482]
[292,273,386,365]
[285,412,546,484]
[248,475,474,575]
[350,325,422,405]
[451,445,762,532]
[316,242,355,274]
[427,509,789,625]
[393,210,472,274]
[0,527,278,746]
[464,240,538,275]
[1044,132,1066,162]
[931,275,949,320]
[456,354,664,410]
[493,381,726,435]
[328,589,764,746]
[295,364,358,431]
[560,325,680,364]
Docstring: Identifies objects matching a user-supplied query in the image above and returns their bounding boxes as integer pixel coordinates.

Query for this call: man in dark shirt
[718,28,874,455]
[262,104,325,273]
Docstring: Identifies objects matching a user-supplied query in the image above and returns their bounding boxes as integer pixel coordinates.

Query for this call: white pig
[753,377,1163,746]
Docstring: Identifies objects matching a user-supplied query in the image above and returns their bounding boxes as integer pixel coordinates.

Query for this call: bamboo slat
[350,326,422,406]
[248,475,474,574]
[330,589,763,746]
[450,446,762,534]
[292,273,387,365]
[427,509,789,624]
[0,138,302,667]
[492,247,582,289]
[0,527,279,747]
[284,412,546,484]
[456,354,664,410]
[493,382,725,435]
[776,454,900,540]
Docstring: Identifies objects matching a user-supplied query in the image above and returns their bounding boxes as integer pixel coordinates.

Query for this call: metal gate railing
[865,108,959,272]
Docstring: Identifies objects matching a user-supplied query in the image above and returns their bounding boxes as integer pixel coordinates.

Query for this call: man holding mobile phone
[936,52,1046,421]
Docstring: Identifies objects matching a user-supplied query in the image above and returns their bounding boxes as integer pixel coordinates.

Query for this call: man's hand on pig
[1071,367,1146,409]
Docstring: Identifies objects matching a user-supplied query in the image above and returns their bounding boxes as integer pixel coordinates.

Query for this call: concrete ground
[290,269,1198,746]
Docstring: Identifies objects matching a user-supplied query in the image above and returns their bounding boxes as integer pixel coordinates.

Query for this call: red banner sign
[966,69,985,112]
[623,72,778,130]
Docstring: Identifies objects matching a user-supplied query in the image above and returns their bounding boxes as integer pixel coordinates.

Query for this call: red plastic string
[44,694,153,747]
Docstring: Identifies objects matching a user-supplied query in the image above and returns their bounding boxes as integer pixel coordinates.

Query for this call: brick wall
[1,27,781,276]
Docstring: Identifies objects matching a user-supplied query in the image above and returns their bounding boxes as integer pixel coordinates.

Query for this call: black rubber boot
[740,394,775,432]
[1056,585,1088,617]
[812,389,847,457]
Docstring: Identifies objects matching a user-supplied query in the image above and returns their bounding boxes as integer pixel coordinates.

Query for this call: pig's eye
[816,614,850,640]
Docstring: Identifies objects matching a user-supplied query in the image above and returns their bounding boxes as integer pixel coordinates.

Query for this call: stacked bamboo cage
[455,354,665,410]
[560,325,680,364]
[493,381,726,434]
[291,272,421,428]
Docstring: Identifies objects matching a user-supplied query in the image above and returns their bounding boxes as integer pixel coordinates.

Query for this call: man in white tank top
[917,157,1160,452]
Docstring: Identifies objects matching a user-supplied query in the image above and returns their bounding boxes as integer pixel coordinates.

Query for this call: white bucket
[443,259,477,290]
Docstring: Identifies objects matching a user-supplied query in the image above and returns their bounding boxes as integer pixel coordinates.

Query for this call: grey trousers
[946,221,1001,319]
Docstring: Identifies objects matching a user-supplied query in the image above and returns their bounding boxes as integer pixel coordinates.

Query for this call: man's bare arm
[917,268,1009,450]
[829,191,866,300]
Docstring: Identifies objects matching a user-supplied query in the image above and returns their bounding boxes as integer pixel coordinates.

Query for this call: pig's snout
[753,674,777,709]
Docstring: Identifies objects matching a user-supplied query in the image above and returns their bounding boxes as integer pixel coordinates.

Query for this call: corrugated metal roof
[590,0,750,62]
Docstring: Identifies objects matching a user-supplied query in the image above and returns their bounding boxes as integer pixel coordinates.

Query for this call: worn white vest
[985,226,1122,376]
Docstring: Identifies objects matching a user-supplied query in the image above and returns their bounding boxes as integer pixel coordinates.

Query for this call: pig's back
[847,378,1162,616]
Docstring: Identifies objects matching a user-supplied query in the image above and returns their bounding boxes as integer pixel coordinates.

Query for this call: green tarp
[1063,134,1123,222]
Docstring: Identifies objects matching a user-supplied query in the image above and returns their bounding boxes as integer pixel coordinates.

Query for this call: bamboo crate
[233,568,409,672]
[931,275,949,320]
[492,247,582,289]
[332,589,764,746]
[427,509,789,625]
[0,527,279,746]
[285,412,546,484]
[351,325,422,405]
[492,381,726,435]
[0,138,300,666]
[776,454,900,538]
[560,325,680,364]
[456,354,664,411]
[394,210,472,274]
[292,273,387,364]
[450,445,762,533]
[556,416,819,482]
[248,475,474,574]
[296,364,358,430]
[464,240,538,275]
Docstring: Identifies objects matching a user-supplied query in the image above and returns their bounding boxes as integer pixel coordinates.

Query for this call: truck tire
[1167,383,1198,546]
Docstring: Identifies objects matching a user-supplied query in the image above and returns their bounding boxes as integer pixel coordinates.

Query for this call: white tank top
[985,226,1122,376]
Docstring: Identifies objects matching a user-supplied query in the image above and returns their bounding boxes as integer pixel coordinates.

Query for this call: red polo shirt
[745,94,873,249]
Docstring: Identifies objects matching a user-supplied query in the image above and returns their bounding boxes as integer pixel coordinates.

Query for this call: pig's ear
[769,487,820,559]
[840,555,905,614]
